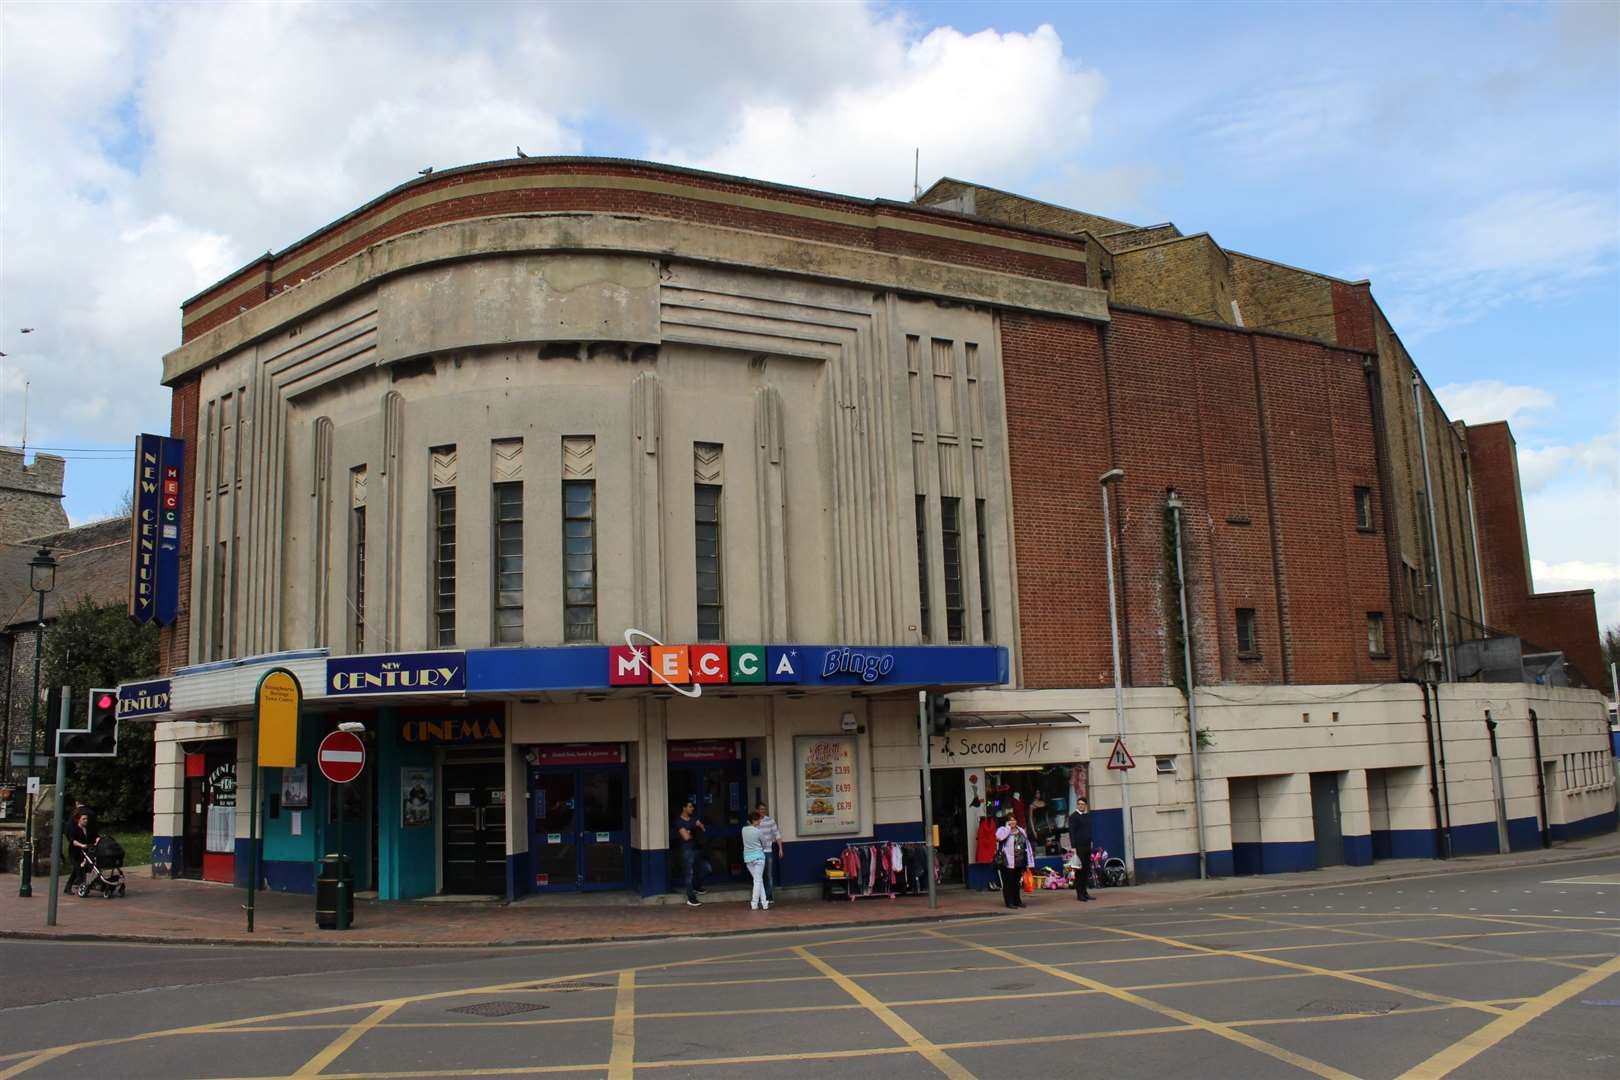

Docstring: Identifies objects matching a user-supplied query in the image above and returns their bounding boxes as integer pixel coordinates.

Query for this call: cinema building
[128,159,1614,900]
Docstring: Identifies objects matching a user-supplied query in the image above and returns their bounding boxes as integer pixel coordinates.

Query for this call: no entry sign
[318,730,366,784]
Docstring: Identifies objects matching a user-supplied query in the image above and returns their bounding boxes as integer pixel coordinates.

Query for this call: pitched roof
[0,517,132,633]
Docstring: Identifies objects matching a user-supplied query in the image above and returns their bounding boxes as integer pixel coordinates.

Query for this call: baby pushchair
[72,836,127,898]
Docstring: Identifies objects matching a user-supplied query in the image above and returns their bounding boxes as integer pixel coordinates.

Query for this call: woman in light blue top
[742,810,769,910]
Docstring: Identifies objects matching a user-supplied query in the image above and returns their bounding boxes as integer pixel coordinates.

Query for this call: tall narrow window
[694,483,724,640]
[562,479,596,642]
[492,482,523,643]
[1367,612,1388,657]
[1354,486,1375,532]
[350,507,366,652]
[975,498,993,641]
[432,488,456,646]
[941,496,965,642]
[1235,607,1258,658]
[915,494,931,642]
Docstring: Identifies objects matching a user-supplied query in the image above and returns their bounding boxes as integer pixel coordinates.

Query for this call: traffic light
[58,688,119,758]
[927,692,952,736]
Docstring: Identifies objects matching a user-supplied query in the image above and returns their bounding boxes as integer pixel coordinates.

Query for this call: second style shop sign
[794,735,857,836]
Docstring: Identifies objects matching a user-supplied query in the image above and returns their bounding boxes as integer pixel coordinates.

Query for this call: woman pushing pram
[65,810,126,898]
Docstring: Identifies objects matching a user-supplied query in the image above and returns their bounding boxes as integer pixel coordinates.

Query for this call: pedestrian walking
[742,809,770,910]
[64,811,98,895]
[674,798,707,906]
[994,807,1031,909]
[1068,797,1095,901]
[755,800,784,902]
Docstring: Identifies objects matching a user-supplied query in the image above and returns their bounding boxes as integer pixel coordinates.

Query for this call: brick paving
[2,832,1615,947]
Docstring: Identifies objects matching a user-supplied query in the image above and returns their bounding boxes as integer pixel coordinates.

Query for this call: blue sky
[1,0,1615,625]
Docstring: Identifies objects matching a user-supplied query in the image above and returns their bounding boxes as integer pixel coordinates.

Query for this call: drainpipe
[1484,710,1510,853]
[1416,681,1452,859]
[1100,467,1133,882]
[1461,448,1488,629]
[1166,489,1207,879]
[1528,708,1550,848]
[1431,681,1455,857]
[1412,373,1453,681]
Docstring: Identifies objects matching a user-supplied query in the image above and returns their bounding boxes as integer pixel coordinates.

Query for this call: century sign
[128,433,185,626]
[327,652,467,696]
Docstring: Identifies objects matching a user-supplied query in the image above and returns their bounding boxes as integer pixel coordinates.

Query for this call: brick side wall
[1229,255,1338,342]
[919,179,1137,237]
[1001,308,1396,689]
[1466,422,1605,690]
[159,377,201,675]
[1112,237,1234,325]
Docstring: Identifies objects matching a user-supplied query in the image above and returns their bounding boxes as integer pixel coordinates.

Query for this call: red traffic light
[96,694,115,710]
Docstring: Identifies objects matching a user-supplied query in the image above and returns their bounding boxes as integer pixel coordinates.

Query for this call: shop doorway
[529,764,630,891]
[442,762,507,895]
[182,745,237,882]
[1311,772,1344,867]
[668,743,746,886]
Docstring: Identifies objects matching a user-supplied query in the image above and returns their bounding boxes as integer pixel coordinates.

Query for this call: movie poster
[401,767,433,828]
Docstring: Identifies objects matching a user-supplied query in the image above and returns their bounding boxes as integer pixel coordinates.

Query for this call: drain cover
[1296,999,1401,1017]
[547,980,612,993]
[450,1001,551,1017]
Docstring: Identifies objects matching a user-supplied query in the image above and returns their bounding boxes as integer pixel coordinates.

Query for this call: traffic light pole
[917,692,937,909]
[46,694,68,925]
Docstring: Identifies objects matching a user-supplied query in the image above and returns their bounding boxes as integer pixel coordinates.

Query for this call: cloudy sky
[1,0,1616,627]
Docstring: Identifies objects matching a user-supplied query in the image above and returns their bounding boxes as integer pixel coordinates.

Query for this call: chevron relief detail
[562,436,596,480]
[350,466,367,509]
[694,442,724,485]
[431,445,457,488]
[492,438,524,482]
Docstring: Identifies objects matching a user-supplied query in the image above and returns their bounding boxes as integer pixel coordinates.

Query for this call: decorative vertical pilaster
[753,386,789,641]
[630,372,665,635]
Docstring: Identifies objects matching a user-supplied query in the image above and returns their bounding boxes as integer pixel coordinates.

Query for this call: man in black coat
[1068,798,1095,901]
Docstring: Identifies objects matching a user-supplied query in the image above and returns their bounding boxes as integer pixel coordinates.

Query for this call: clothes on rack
[838,841,933,897]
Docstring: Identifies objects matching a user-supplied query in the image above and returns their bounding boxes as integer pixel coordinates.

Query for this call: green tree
[41,598,160,824]
[1604,624,1619,698]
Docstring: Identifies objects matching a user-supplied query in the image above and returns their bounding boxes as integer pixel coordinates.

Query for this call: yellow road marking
[606,970,636,1080]
[791,945,975,1080]
[1213,912,1596,973]
[1101,918,1511,1016]
[293,1000,404,1076]
[1395,952,1620,1079]
[919,929,1357,1080]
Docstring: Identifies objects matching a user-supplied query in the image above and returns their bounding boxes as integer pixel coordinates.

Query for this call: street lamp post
[18,546,56,898]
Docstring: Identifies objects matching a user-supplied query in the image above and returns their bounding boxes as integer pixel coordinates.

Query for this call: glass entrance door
[667,762,746,884]
[529,765,630,892]
[442,762,507,895]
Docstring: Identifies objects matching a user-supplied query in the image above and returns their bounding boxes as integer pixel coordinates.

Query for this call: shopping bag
[1022,868,1035,893]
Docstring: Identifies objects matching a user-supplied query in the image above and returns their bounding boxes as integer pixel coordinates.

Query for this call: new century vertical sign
[128,433,185,626]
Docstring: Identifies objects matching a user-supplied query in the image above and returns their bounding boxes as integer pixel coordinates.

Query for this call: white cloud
[655,24,1105,198]
[1435,380,1555,427]
[1377,188,1619,338]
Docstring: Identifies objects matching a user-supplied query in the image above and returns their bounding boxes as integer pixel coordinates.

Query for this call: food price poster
[794,735,858,835]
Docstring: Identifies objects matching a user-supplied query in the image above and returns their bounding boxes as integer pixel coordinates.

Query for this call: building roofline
[916,175,1142,235]
[183,158,1099,309]
[1108,301,1377,355]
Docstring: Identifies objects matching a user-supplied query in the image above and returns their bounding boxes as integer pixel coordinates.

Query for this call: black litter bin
[315,854,353,930]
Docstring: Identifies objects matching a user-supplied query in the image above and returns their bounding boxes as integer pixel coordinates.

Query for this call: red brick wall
[159,377,200,676]
[182,162,1087,341]
[1002,308,1397,688]
[1466,422,1605,690]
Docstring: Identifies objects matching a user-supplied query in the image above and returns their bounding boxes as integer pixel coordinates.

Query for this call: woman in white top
[742,810,770,910]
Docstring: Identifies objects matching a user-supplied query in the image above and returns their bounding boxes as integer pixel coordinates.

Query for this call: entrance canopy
[119,642,1009,722]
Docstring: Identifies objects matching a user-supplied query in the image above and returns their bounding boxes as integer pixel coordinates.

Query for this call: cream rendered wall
[151,719,237,842]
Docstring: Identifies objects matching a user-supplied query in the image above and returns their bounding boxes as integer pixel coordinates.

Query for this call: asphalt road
[2,854,1617,1080]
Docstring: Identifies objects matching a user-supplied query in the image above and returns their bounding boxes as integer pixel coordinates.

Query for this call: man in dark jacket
[1068,798,1094,901]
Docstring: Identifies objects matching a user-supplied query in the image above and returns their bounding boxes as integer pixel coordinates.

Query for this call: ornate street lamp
[18,546,56,898]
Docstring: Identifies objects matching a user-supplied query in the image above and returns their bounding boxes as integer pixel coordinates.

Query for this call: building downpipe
[1529,708,1550,848]
[1166,488,1207,879]
[1416,680,1453,859]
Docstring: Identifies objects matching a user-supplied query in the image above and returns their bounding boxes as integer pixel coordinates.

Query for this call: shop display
[834,841,933,900]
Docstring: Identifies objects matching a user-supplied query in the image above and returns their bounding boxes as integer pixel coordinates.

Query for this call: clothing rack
[836,841,933,901]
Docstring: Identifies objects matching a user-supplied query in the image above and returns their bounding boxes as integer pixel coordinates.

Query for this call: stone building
[0,448,69,544]
[126,159,1612,897]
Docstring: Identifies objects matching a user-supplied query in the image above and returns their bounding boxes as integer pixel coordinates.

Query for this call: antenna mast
[913,148,920,201]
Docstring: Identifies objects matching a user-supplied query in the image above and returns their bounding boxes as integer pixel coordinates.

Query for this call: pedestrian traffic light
[58,688,119,758]
[927,693,952,736]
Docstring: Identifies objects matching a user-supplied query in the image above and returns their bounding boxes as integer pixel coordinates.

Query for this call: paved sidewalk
[2,831,1616,948]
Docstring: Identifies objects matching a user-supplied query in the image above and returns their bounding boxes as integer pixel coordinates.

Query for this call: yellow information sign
[256,669,301,768]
